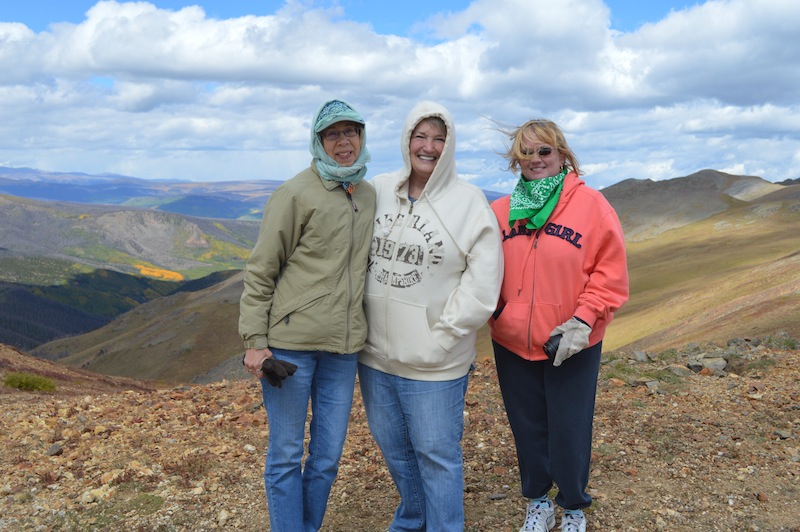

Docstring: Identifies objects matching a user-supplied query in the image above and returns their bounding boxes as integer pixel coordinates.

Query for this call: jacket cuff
[243,335,269,350]
[572,309,596,329]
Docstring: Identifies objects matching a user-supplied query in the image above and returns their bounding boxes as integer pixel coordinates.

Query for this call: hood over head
[398,101,457,200]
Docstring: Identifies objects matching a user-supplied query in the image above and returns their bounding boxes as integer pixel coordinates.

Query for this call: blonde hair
[501,119,582,176]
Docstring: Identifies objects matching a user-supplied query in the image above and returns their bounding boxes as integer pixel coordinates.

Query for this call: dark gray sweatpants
[493,340,602,510]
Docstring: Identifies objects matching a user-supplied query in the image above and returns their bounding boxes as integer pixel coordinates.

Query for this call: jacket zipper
[345,191,357,352]
[346,190,358,212]
[527,228,543,350]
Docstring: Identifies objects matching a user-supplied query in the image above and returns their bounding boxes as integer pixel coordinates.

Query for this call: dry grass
[607,200,800,351]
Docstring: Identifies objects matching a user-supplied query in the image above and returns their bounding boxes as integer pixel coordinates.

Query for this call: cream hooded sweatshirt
[359,101,503,381]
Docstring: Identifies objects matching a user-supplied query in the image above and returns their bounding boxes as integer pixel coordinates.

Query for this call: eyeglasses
[321,127,360,142]
[521,146,554,158]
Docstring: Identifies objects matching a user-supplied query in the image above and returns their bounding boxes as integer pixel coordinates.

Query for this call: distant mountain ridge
[0,166,282,220]
[0,166,505,218]
[4,168,799,383]
[600,169,791,240]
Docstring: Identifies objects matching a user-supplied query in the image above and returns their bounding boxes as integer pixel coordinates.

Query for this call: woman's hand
[550,317,592,366]
[242,348,273,377]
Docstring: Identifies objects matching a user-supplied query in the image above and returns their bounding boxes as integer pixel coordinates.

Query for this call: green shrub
[764,334,800,351]
[3,372,56,392]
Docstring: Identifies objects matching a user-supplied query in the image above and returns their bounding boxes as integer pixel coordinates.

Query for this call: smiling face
[518,137,567,181]
[320,121,362,167]
[408,119,446,182]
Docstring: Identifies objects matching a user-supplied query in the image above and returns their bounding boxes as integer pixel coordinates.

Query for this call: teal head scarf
[310,99,371,186]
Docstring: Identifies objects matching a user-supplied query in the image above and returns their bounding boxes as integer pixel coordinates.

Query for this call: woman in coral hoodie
[489,119,629,532]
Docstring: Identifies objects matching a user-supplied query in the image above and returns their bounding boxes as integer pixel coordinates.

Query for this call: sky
[1,0,798,193]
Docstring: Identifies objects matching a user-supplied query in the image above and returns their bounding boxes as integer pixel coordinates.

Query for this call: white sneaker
[560,511,586,532]
[519,498,556,532]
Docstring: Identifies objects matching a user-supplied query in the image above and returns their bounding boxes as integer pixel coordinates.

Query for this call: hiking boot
[560,511,586,532]
[519,498,556,532]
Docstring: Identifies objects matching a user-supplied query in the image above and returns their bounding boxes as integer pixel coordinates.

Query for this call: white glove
[550,317,592,367]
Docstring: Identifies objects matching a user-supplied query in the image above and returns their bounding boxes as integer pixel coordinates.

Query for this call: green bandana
[508,167,568,229]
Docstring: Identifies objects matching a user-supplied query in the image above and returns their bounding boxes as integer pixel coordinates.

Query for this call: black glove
[261,358,298,388]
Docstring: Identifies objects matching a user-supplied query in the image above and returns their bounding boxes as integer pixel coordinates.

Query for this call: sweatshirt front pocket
[493,300,561,352]
[386,299,449,368]
[491,300,530,349]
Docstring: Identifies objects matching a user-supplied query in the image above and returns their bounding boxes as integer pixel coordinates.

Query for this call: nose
[420,138,436,151]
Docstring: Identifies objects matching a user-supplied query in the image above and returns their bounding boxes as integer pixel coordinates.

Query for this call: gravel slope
[1,339,798,531]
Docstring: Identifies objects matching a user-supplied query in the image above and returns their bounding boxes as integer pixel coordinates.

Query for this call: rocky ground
[1,336,799,531]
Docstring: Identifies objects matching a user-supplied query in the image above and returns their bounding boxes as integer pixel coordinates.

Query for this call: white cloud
[615,0,800,106]
[0,0,798,192]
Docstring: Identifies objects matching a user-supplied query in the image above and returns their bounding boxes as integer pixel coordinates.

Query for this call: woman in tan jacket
[239,99,375,531]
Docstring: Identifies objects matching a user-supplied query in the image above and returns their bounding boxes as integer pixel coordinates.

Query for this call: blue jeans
[260,349,358,532]
[358,363,469,532]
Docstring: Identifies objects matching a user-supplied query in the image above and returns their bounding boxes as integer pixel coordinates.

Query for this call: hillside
[609,189,800,352]
[0,268,241,351]
[2,339,798,530]
[0,194,260,280]
[27,170,800,384]
[0,192,259,350]
[32,272,246,384]
[600,169,789,241]
[0,343,154,396]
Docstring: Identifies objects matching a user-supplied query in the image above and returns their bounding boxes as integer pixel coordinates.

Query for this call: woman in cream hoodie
[359,101,503,531]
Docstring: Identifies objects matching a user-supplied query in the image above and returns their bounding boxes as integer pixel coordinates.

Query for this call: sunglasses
[521,146,554,158]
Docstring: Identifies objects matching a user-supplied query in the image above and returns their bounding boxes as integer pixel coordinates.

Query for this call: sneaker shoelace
[522,501,553,532]
[560,513,585,532]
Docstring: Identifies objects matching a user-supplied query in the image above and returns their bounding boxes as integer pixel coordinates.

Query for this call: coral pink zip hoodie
[489,172,629,361]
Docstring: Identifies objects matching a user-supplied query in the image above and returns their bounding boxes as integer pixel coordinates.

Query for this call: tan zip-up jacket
[239,163,376,354]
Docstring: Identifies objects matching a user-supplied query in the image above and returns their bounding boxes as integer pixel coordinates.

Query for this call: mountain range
[0,166,282,220]
[2,167,799,383]
[0,170,264,349]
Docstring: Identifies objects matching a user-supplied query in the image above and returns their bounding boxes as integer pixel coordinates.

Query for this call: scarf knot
[508,167,568,229]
